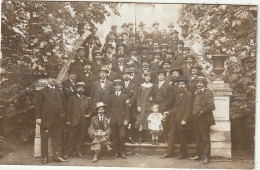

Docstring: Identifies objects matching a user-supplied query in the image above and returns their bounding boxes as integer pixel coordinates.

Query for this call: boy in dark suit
[66,82,92,158]
[35,63,67,164]
[88,102,112,163]
[161,75,193,159]
[107,79,130,159]
[190,76,215,165]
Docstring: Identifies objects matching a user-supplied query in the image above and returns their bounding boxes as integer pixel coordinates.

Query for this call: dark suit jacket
[193,89,216,126]
[169,91,193,127]
[66,94,92,127]
[151,30,161,41]
[62,79,76,100]
[152,81,171,112]
[88,114,111,139]
[91,60,103,76]
[130,73,143,86]
[111,62,127,77]
[122,81,137,107]
[90,79,114,105]
[107,71,120,82]
[107,92,130,126]
[35,86,65,128]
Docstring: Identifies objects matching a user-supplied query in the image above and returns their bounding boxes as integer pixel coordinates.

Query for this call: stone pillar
[208,80,232,158]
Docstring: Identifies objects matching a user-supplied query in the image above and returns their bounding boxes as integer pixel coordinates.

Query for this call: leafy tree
[0,1,120,143]
[178,4,256,126]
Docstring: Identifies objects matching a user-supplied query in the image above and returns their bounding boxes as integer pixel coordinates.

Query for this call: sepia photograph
[0,0,258,169]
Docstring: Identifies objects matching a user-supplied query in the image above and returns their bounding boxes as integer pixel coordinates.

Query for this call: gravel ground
[0,144,254,169]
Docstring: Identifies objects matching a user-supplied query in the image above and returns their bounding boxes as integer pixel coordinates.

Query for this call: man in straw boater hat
[90,65,114,106]
[88,102,112,163]
[107,79,130,159]
[161,75,193,160]
[190,76,215,165]
[65,82,92,158]
[35,62,67,164]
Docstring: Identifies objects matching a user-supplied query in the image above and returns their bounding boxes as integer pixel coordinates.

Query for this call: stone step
[83,142,197,155]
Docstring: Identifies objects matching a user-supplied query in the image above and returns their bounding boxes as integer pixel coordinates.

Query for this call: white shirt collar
[48,84,55,90]
[77,93,83,98]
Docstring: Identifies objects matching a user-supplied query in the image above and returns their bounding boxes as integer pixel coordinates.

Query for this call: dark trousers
[166,122,188,155]
[40,116,62,159]
[162,118,171,142]
[192,115,211,158]
[111,124,126,155]
[67,118,88,155]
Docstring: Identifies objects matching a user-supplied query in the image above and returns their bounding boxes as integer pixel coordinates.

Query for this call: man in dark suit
[158,29,169,45]
[35,64,67,164]
[88,102,112,163]
[188,63,203,95]
[122,68,138,143]
[167,23,175,39]
[168,30,179,51]
[105,31,117,50]
[150,50,163,74]
[181,54,195,76]
[83,34,99,62]
[70,47,87,77]
[190,76,215,165]
[102,57,120,82]
[85,27,102,48]
[62,70,77,100]
[136,22,148,40]
[107,79,130,159]
[151,21,161,41]
[128,62,143,86]
[90,66,114,106]
[138,57,156,84]
[78,59,97,97]
[161,75,193,159]
[112,54,127,79]
[66,82,92,158]
[92,50,104,76]
[103,43,117,64]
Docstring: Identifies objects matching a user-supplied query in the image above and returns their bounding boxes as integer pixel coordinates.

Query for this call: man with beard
[88,102,112,163]
[136,22,148,39]
[62,70,77,100]
[190,76,215,165]
[112,54,128,79]
[66,82,92,158]
[35,63,67,164]
[161,75,193,159]
[78,59,97,97]
[188,63,203,94]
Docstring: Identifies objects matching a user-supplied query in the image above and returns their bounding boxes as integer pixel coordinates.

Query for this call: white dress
[147,112,164,131]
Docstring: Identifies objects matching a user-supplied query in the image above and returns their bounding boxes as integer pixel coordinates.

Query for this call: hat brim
[95,104,106,110]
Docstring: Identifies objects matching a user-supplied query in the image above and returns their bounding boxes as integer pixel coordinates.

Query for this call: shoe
[63,155,68,160]
[120,153,127,159]
[106,145,112,152]
[189,155,200,160]
[178,154,186,159]
[202,157,210,165]
[113,153,119,159]
[77,153,84,158]
[53,157,68,162]
[160,154,172,159]
[42,157,48,164]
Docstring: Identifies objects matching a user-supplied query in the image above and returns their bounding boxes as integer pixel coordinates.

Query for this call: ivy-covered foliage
[0,1,120,143]
[178,4,257,127]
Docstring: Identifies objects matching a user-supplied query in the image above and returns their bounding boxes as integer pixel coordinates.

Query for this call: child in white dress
[147,104,164,145]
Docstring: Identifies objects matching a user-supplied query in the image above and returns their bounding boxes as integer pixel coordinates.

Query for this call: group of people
[35,21,216,165]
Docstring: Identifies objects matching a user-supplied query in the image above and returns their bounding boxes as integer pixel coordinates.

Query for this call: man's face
[69,73,76,80]
[48,77,56,86]
[91,28,97,35]
[115,84,122,91]
[104,63,112,70]
[142,61,149,68]
[130,50,137,55]
[118,45,124,51]
[163,63,170,71]
[153,43,159,50]
[162,47,167,52]
[171,33,178,40]
[178,44,184,50]
[154,24,159,30]
[166,54,173,60]
[186,57,193,64]
[130,36,135,41]
[178,81,187,91]
[76,86,84,94]
[154,54,160,60]
[97,107,105,116]
[122,34,128,41]
[191,68,199,75]
[78,50,85,57]
[168,27,173,32]
[161,30,166,36]
[99,71,107,79]
[144,74,151,82]
[112,27,117,32]
[123,73,131,81]
[95,53,102,61]
[158,73,165,81]
[171,71,180,79]
[106,47,113,54]
[123,26,128,31]
[83,64,91,72]
[197,81,206,89]
[109,34,115,40]
[117,56,124,63]
[89,39,95,45]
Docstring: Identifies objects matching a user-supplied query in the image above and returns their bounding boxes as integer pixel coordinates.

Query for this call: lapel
[76,95,86,111]
[46,87,57,99]
[176,91,186,105]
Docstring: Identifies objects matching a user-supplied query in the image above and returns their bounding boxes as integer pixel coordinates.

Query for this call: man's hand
[148,97,153,102]
[181,120,186,125]
[85,114,90,118]
[137,106,141,112]
[36,119,41,126]
[128,123,131,129]
[124,120,128,126]
[66,122,71,126]
[125,99,129,104]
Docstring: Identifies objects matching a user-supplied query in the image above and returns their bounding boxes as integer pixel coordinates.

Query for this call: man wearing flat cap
[88,102,112,163]
[151,21,161,41]
[190,76,215,165]
[35,63,67,164]
[90,65,114,106]
[107,79,130,159]
[66,82,93,158]
[161,75,193,160]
